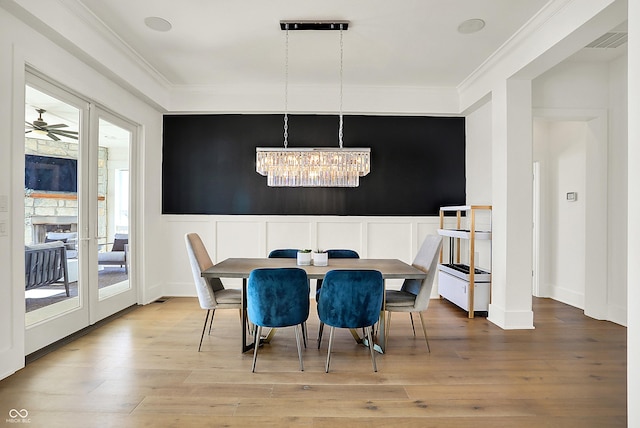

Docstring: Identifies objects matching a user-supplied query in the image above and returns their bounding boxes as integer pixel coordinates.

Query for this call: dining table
[201,257,427,354]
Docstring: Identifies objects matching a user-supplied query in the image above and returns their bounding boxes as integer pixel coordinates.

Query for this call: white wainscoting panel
[165,216,216,296]
[367,222,413,260]
[416,220,441,253]
[266,220,312,253]
[216,221,262,260]
[163,215,441,297]
[316,221,363,254]
[367,222,412,290]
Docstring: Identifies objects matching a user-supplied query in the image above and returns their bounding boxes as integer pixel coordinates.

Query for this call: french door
[24,73,136,353]
[90,108,136,323]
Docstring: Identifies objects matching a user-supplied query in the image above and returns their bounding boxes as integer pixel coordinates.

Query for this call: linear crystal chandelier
[256,21,371,187]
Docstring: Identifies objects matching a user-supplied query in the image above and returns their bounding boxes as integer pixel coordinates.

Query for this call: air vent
[586,32,628,49]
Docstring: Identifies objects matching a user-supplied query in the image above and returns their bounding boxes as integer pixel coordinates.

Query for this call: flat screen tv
[25,155,77,193]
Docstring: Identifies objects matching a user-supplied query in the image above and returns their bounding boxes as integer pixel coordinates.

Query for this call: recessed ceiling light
[457,18,485,34]
[144,16,172,32]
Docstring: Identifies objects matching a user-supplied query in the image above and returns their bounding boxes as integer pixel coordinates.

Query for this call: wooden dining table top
[202,257,426,280]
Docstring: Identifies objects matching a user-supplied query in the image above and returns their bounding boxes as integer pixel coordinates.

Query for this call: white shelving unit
[437,205,492,318]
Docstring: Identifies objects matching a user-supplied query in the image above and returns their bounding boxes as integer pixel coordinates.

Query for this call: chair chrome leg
[252,325,262,372]
[317,322,324,349]
[409,312,416,336]
[198,310,211,352]
[366,326,377,372]
[301,322,307,348]
[384,311,392,350]
[325,326,335,373]
[208,309,216,335]
[294,324,304,371]
[418,312,431,352]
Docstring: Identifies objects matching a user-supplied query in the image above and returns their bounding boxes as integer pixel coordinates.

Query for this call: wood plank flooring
[0,297,627,427]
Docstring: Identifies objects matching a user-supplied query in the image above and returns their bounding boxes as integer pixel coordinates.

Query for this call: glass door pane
[97,117,131,300]
[24,85,83,327]
[92,109,136,322]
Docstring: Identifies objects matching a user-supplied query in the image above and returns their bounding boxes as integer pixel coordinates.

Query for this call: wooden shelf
[438,205,492,318]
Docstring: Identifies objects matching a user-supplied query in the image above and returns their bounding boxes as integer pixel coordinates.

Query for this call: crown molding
[5,0,171,109]
[168,83,460,115]
[58,0,172,88]
[457,0,575,94]
[457,0,625,111]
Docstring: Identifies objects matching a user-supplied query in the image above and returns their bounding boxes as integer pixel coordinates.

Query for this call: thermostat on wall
[566,192,577,201]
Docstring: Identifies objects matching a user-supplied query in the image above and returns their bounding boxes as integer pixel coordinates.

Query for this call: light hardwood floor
[0,297,626,427]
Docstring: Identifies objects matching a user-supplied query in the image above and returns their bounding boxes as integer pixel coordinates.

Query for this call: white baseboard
[607,303,628,327]
[488,303,535,329]
[549,285,584,310]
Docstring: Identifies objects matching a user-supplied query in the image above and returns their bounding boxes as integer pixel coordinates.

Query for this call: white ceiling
[76,0,551,88]
[21,0,627,144]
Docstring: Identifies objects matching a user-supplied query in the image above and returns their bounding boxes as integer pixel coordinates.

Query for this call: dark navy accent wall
[162,114,465,215]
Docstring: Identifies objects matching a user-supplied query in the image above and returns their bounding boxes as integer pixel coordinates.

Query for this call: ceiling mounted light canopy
[256,20,371,187]
[279,20,349,31]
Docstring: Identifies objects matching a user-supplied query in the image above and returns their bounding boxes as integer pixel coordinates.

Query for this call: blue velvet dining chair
[316,249,360,347]
[267,248,307,346]
[316,269,384,373]
[268,248,299,258]
[326,249,360,259]
[247,267,310,372]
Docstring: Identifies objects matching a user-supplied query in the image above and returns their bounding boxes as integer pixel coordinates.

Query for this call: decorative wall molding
[163,214,442,297]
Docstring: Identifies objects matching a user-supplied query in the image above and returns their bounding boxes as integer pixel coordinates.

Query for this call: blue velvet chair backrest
[317,269,383,329]
[247,268,310,328]
[268,249,299,258]
[315,250,360,298]
[326,249,360,259]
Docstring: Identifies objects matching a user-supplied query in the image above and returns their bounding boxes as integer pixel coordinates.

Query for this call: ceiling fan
[25,108,78,141]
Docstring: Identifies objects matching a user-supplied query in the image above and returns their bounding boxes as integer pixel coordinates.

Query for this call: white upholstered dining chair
[384,234,443,351]
[185,233,243,351]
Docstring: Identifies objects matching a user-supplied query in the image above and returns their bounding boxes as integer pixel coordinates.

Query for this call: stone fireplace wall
[24,137,108,244]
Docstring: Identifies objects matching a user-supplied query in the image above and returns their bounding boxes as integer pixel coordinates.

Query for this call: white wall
[532,61,610,108]
[465,55,626,325]
[465,101,493,205]
[627,1,639,423]
[464,101,493,271]
[0,9,20,381]
[0,7,164,379]
[534,120,587,306]
[532,57,627,325]
[607,54,628,324]
[165,215,441,295]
